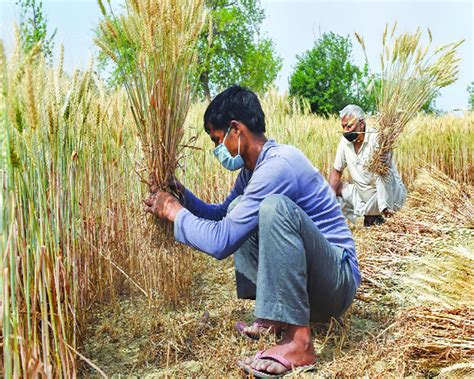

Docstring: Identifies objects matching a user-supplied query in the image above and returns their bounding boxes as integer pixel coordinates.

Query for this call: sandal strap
[253,320,282,332]
[254,350,265,359]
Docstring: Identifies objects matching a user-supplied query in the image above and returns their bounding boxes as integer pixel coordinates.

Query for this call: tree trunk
[200,71,211,102]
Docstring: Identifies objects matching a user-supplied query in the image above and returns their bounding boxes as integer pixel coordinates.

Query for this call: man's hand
[144,191,183,222]
[380,151,392,166]
[167,177,185,195]
[329,168,344,197]
[149,175,185,203]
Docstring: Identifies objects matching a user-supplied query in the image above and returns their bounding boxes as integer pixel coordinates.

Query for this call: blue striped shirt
[174,140,361,287]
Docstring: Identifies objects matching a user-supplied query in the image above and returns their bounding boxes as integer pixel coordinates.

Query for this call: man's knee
[227,195,242,214]
[259,194,294,220]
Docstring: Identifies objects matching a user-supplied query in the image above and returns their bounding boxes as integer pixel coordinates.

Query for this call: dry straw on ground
[395,307,473,368]
[356,23,463,176]
[353,167,473,373]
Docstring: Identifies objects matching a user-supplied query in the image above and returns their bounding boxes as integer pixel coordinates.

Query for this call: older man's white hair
[339,104,365,120]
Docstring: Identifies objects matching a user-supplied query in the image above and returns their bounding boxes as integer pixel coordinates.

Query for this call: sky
[0,0,472,111]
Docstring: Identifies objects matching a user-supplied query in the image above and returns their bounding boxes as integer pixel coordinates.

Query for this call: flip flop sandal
[235,320,284,341]
[238,350,315,378]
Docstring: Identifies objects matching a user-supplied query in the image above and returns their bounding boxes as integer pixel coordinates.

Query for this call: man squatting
[145,86,361,377]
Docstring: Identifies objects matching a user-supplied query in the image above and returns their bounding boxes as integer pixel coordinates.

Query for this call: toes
[243,326,253,334]
[253,359,272,372]
[266,361,286,374]
[243,356,254,365]
[250,359,287,374]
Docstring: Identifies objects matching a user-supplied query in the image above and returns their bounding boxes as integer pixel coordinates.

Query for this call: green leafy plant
[197,0,282,99]
[16,0,56,59]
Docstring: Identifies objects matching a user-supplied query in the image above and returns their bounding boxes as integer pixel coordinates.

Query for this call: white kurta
[334,126,407,223]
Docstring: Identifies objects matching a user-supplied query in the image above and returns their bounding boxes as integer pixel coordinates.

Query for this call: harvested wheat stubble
[395,307,474,368]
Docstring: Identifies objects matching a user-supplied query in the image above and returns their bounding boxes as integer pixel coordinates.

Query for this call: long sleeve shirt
[174,140,361,287]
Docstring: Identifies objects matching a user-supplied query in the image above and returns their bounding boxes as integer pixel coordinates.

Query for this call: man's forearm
[182,188,229,220]
[329,169,343,196]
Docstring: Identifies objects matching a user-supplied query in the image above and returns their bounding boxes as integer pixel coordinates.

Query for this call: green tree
[420,91,440,114]
[16,0,56,59]
[95,0,282,99]
[468,82,474,111]
[197,0,282,99]
[289,32,374,116]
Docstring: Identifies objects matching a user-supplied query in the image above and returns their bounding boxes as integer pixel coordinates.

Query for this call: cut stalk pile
[354,167,473,372]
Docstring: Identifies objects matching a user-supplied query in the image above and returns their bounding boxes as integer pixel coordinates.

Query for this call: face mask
[343,131,359,142]
[213,127,245,171]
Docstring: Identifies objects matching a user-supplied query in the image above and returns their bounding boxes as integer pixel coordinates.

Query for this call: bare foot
[241,324,315,375]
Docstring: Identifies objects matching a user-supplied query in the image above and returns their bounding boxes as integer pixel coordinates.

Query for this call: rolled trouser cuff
[254,299,309,326]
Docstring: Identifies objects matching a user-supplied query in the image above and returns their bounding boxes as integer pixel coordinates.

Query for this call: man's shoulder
[265,143,309,164]
[365,125,379,141]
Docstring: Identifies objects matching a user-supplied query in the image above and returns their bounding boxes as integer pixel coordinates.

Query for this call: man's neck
[243,134,268,170]
[354,133,365,145]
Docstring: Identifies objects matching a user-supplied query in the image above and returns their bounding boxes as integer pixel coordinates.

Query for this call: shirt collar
[256,139,277,167]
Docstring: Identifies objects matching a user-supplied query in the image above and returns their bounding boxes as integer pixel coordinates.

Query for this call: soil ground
[79,237,428,378]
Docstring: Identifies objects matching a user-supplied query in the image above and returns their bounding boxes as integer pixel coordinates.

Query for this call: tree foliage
[468,82,474,111]
[95,0,282,99]
[289,32,374,116]
[16,0,56,59]
[197,0,282,99]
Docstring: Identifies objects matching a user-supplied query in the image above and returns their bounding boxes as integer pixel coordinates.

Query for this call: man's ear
[230,120,241,134]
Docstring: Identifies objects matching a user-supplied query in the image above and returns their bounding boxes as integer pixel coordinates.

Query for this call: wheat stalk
[356,24,463,176]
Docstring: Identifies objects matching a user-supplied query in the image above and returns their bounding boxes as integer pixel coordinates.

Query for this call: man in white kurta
[329,105,406,226]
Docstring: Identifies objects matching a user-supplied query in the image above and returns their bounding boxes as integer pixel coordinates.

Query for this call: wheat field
[1,32,473,378]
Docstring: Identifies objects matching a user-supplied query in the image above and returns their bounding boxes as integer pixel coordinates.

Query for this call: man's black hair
[203,85,266,134]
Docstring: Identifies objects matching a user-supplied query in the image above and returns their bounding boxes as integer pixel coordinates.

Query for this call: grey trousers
[230,194,356,325]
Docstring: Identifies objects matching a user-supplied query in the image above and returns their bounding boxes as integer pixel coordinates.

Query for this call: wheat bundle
[96,0,205,190]
[356,24,463,176]
[95,0,206,305]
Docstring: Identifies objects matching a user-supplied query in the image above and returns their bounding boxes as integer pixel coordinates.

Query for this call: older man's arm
[329,168,344,197]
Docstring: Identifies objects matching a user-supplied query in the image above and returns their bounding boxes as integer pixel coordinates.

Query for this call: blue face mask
[213,127,245,171]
